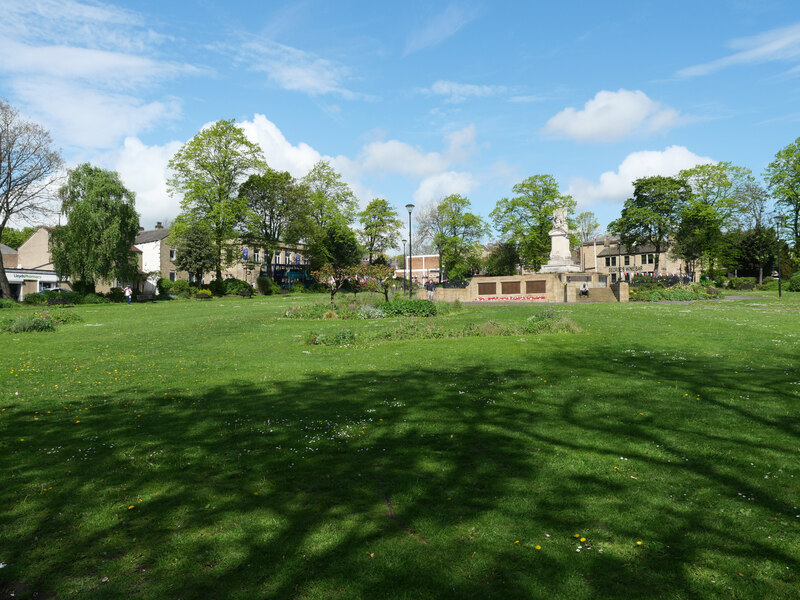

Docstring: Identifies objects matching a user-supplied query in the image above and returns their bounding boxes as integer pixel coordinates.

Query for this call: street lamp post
[775,215,782,298]
[401,239,407,294]
[405,204,414,299]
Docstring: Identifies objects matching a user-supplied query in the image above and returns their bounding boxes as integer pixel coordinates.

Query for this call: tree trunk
[330,289,335,310]
[0,264,12,299]
[758,266,763,285]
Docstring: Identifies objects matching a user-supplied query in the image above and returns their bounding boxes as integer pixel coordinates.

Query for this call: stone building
[579,235,696,282]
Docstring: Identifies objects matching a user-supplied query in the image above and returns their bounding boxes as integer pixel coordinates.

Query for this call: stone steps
[577,287,617,303]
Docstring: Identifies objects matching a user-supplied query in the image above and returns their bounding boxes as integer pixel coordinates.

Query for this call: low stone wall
[425,272,626,303]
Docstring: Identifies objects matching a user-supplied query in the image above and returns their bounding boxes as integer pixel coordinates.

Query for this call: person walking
[124,285,133,305]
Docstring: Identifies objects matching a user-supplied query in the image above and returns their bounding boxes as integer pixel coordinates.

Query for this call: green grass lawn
[1,293,799,599]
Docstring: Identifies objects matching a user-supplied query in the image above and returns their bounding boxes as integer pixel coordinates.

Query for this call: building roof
[0,243,17,255]
[596,243,659,257]
[135,228,170,244]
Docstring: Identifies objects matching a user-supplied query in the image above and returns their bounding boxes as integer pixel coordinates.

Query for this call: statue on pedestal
[540,207,580,273]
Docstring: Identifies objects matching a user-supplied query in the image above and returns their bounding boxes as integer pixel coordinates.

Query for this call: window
[285,252,291,265]
[169,271,176,282]
[169,248,176,261]
[254,250,260,263]
[226,249,233,263]
[611,256,617,267]
[188,273,194,283]
[642,254,654,264]
[624,255,630,266]
[605,257,610,267]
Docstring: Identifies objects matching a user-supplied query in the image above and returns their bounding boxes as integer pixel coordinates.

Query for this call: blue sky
[3,0,800,235]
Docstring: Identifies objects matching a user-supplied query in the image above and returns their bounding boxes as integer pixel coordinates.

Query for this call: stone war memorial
[431,208,628,304]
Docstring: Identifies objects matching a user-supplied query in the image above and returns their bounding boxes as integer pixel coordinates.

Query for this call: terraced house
[579,235,696,282]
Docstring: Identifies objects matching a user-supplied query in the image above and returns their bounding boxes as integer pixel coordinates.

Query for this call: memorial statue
[540,207,580,273]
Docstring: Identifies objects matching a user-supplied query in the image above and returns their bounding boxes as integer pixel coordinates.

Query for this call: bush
[22,292,47,305]
[377,298,437,317]
[34,310,83,325]
[223,278,251,295]
[285,303,330,319]
[171,279,191,297]
[107,287,125,302]
[788,272,800,292]
[9,315,55,332]
[288,283,307,294]
[727,277,757,290]
[0,298,19,309]
[207,279,226,296]
[157,278,174,294]
[195,289,212,298]
[256,277,280,295]
[81,293,109,304]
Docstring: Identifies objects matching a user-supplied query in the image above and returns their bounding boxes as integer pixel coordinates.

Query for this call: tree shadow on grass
[1,343,799,599]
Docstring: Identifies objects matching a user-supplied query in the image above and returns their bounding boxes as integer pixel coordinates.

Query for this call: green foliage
[207,278,226,296]
[168,119,265,278]
[9,315,55,332]
[787,272,800,292]
[433,194,488,279]
[307,221,362,271]
[195,289,212,298]
[39,309,84,325]
[224,278,252,295]
[301,160,358,227]
[82,293,110,304]
[484,241,520,276]
[169,221,216,283]
[256,276,281,295]
[171,279,191,297]
[0,226,37,249]
[377,298,437,317]
[629,283,721,302]
[157,278,174,294]
[239,168,307,279]
[764,137,800,249]
[610,175,691,274]
[576,211,600,243]
[491,175,575,271]
[358,198,402,262]
[727,277,757,290]
[49,163,140,291]
[522,309,581,334]
[107,287,125,302]
[0,298,19,309]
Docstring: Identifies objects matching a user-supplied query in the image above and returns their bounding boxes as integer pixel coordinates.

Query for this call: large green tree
[358,198,402,263]
[0,99,62,298]
[576,211,600,243]
[306,220,362,271]
[484,241,520,276]
[168,119,265,280]
[490,175,575,271]
[238,168,308,279]
[49,164,140,293]
[609,175,690,275]
[764,137,800,267]
[672,202,723,280]
[0,226,36,249]
[434,194,488,280]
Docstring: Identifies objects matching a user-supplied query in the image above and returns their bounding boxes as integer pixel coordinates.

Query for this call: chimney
[155,222,163,229]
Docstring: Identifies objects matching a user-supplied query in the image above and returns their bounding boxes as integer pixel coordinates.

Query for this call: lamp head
[405,203,415,214]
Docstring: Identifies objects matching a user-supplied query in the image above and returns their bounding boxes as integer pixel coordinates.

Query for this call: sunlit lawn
[1,292,798,599]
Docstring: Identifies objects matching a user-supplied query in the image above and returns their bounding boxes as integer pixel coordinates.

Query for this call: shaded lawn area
[0,296,798,599]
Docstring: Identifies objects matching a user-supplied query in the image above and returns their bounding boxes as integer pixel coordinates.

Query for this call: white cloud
[235,39,366,99]
[424,80,506,103]
[404,4,477,55]
[413,171,477,205]
[109,137,183,228]
[14,79,181,149]
[544,89,680,142]
[239,114,323,177]
[678,21,800,77]
[567,145,714,208]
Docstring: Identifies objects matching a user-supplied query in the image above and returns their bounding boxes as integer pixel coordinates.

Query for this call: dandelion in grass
[128,505,135,510]
[636,541,643,546]
[535,545,541,550]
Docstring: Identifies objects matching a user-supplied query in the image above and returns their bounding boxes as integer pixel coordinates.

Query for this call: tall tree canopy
[576,211,600,243]
[490,174,575,271]
[434,194,488,280]
[238,168,308,278]
[0,99,62,298]
[49,163,140,293]
[764,137,800,267]
[301,160,358,228]
[168,119,265,280]
[609,175,691,275]
[306,220,362,271]
[358,198,402,263]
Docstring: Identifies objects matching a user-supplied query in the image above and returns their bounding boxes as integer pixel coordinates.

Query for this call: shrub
[22,292,47,305]
[107,287,125,302]
[157,278,174,294]
[82,293,110,304]
[206,278,225,296]
[788,272,800,292]
[285,303,330,319]
[257,277,281,295]
[171,279,191,297]
[224,278,252,296]
[35,310,83,325]
[0,298,19,309]
[377,298,437,317]
[195,289,212,298]
[9,315,55,332]
[288,283,307,294]
[727,277,757,290]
